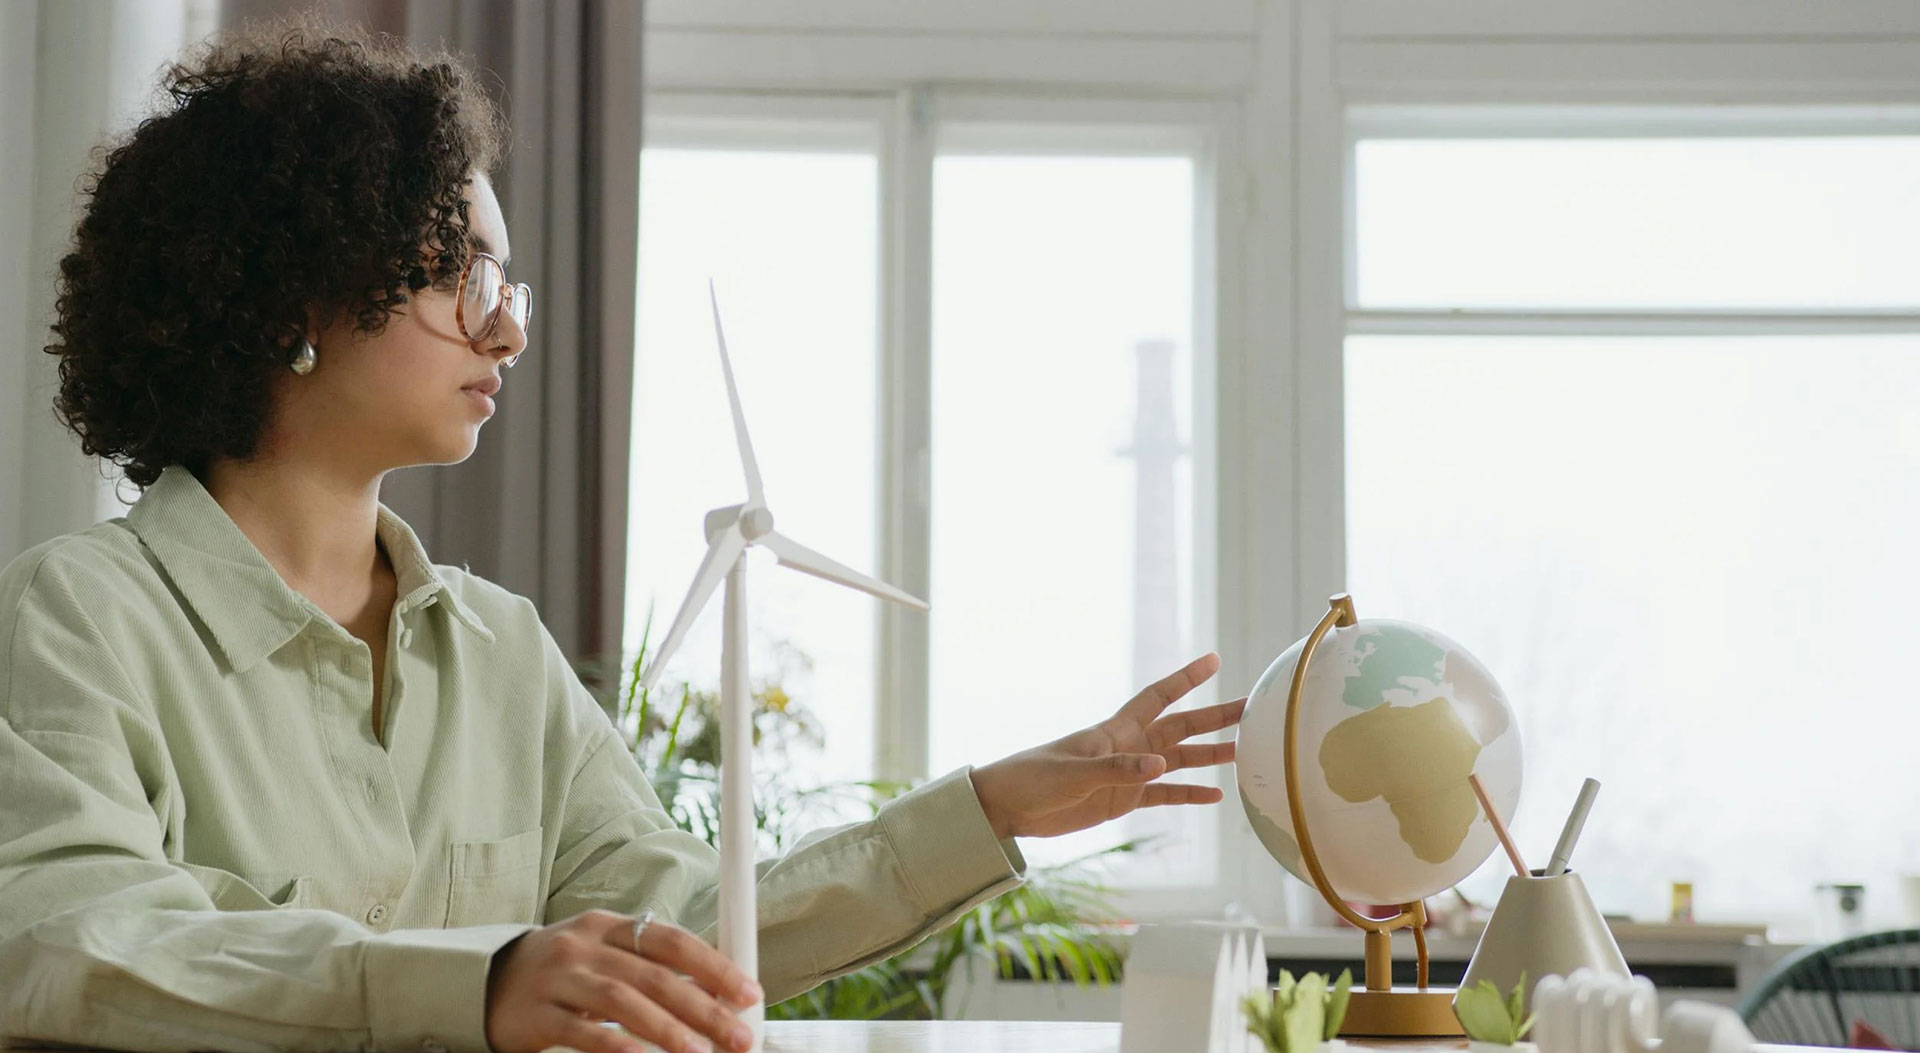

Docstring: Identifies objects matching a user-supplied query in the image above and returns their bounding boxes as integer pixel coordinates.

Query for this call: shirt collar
[373,501,496,644]
[126,465,494,674]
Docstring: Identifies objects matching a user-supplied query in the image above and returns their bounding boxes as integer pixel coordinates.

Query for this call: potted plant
[1453,974,1539,1053]
[1242,969,1354,1053]
[577,614,1131,1020]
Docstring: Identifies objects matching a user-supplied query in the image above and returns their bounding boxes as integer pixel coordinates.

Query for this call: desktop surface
[2,1021,1842,1052]
[760,1022,1831,1053]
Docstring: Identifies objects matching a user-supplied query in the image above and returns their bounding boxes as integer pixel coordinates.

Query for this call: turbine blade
[641,524,748,692]
[762,531,929,612]
[709,281,765,505]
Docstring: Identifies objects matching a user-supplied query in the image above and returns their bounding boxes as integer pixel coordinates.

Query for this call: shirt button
[422,1041,448,1053]
[400,628,415,648]
[366,903,389,925]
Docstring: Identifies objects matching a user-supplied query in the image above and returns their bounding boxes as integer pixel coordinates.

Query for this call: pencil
[1469,773,1530,878]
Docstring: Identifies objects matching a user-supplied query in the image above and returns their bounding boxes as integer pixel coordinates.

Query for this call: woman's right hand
[484,909,762,1053]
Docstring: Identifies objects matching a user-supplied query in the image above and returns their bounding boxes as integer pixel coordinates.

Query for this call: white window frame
[1305,0,1920,928]
[639,85,1244,916]
[1344,103,1920,335]
[1294,0,1920,928]
[641,0,1920,927]
[1295,0,1920,647]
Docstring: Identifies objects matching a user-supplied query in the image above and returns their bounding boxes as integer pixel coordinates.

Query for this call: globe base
[1340,987,1466,1038]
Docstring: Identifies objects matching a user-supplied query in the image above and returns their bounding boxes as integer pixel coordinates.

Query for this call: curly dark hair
[47,17,508,488]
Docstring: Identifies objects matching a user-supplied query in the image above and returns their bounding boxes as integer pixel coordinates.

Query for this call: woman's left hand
[969,653,1247,841]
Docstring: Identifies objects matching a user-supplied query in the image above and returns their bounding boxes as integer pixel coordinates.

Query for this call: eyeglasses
[455,252,532,365]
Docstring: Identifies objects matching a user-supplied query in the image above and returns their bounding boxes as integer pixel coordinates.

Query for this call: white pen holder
[1459,870,1630,1016]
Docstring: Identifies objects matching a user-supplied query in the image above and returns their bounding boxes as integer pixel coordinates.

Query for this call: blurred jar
[1814,882,1867,940]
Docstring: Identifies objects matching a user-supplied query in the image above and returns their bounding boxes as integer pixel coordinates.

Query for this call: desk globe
[1236,594,1523,1036]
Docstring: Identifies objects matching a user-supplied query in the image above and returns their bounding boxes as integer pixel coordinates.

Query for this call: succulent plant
[1243,969,1354,1053]
[1454,973,1537,1045]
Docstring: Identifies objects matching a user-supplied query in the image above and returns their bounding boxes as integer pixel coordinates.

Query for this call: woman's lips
[463,374,501,416]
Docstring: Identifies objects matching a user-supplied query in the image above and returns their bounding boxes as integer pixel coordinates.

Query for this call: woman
[0,20,1242,1053]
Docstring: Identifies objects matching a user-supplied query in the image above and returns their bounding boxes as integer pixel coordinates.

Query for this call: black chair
[1739,929,1920,1048]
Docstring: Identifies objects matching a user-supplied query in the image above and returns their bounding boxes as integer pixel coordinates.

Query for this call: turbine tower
[640,285,929,1053]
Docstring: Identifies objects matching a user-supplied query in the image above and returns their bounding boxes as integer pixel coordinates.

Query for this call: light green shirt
[0,465,1024,1052]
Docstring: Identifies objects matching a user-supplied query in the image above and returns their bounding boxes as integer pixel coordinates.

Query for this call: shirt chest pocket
[444,826,546,927]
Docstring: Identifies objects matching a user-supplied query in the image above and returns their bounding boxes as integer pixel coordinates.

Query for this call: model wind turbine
[640,284,929,1052]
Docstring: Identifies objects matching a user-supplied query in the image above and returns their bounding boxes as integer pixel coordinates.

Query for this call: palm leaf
[625,602,654,739]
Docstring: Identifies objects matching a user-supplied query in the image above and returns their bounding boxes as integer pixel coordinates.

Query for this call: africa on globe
[1236,607,1523,907]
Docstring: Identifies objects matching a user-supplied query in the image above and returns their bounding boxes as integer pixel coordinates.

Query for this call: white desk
[761,1023,1835,1053]
[7,1022,1838,1052]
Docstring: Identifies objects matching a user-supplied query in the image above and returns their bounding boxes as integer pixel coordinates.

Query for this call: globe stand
[1283,594,1465,1038]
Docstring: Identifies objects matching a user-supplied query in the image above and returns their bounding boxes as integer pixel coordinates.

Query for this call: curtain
[3,0,213,568]
[222,0,642,676]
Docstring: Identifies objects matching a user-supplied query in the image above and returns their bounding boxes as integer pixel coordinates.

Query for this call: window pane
[629,145,879,788]
[1355,137,1920,310]
[1345,335,1920,925]
[929,150,1211,882]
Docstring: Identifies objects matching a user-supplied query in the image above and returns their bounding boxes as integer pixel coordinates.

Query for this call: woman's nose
[479,304,529,365]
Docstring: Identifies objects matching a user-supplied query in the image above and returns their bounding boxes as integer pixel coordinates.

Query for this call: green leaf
[1325,968,1353,1039]
[1243,991,1292,1053]
[1507,972,1528,1029]
[626,603,654,739]
[1244,993,1277,1050]
[661,684,692,767]
[1054,933,1091,986]
[1287,973,1326,1053]
[1454,979,1520,1044]
[1008,935,1044,984]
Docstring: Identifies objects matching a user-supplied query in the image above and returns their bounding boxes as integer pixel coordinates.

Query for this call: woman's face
[280,174,527,474]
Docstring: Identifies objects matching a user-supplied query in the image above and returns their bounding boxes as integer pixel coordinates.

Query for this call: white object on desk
[1243,928,1269,1053]
[641,286,931,1053]
[1533,970,1659,1053]
[1661,1002,1760,1053]
[1532,969,1755,1053]
[1121,922,1268,1053]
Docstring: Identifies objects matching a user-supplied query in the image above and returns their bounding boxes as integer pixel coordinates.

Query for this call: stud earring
[290,338,317,375]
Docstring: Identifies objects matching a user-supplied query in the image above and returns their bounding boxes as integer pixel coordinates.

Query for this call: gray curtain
[220,0,642,676]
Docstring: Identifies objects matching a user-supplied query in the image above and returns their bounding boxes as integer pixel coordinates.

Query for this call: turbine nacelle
[703,504,775,544]
[638,279,928,689]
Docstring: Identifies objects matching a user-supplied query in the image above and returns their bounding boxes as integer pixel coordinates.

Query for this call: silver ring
[630,909,656,956]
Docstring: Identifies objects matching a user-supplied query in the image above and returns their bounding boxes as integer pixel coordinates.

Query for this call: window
[628,100,1220,892]
[628,121,881,788]
[928,139,1210,880]
[1346,123,1920,926]
[1355,136,1920,310]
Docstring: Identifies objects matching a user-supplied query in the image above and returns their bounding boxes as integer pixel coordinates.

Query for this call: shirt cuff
[364,923,536,1053]
[879,766,1027,915]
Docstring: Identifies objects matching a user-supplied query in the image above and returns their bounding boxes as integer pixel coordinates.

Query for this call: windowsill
[1263,920,1769,955]
[1249,921,1780,1000]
